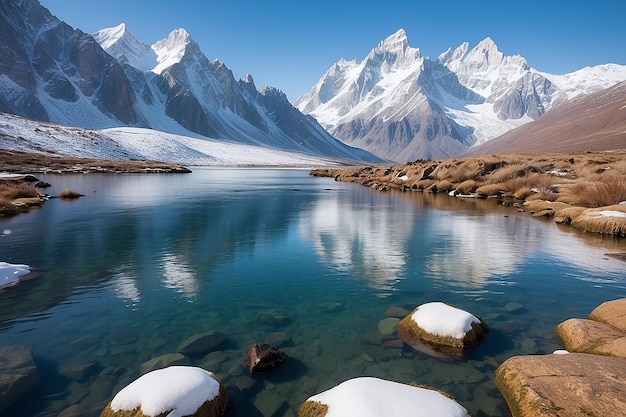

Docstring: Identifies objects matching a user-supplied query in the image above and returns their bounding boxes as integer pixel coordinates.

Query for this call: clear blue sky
[42,0,626,103]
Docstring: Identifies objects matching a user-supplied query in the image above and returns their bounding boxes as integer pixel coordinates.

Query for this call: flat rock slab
[495,353,626,417]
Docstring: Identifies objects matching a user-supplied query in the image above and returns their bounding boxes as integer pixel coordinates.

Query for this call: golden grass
[571,205,626,236]
[311,152,626,236]
[0,182,39,200]
[455,179,477,194]
[557,174,626,207]
[58,188,83,199]
[475,183,506,197]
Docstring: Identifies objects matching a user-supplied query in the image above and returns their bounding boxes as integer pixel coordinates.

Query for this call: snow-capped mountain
[0,0,382,165]
[296,29,626,162]
[92,23,157,72]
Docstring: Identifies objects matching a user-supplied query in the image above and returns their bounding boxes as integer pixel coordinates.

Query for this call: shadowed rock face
[0,0,136,125]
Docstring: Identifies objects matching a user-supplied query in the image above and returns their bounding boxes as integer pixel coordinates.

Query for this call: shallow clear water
[1,168,625,417]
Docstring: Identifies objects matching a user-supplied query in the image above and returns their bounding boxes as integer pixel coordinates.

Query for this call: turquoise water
[1,168,625,417]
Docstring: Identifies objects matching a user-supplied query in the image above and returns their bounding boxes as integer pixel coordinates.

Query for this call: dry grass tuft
[455,179,478,194]
[475,183,506,198]
[0,182,39,200]
[557,174,626,207]
[553,206,587,224]
[571,205,626,236]
[58,189,83,200]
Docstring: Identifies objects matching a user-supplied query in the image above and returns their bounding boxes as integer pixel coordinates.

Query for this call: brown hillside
[465,81,626,156]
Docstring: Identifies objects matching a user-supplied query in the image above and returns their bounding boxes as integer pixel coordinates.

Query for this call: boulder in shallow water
[298,377,470,417]
[0,345,40,414]
[245,343,287,374]
[255,311,290,327]
[100,366,228,417]
[495,352,626,417]
[178,331,227,355]
[396,302,488,358]
[140,353,188,375]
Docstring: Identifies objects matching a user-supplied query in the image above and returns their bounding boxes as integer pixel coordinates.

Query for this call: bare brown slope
[465,81,626,156]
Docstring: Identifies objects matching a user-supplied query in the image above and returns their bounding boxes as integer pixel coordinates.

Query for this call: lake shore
[310,152,626,237]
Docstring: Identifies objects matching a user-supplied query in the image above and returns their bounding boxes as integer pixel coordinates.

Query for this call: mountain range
[296,29,626,162]
[1,0,625,166]
[464,80,626,155]
[0,0,381,165]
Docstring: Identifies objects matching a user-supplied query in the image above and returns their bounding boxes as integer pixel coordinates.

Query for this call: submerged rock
[177,331,227,355]
[255,311,290,328]
[396,302,488,358]
[0,345,40,414]
[495,353,626,417]
[245,343,287,374]
[140,353,188,375]
[298,377,470,417]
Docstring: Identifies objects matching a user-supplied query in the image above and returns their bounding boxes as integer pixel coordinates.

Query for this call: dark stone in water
[245,343,287,374]
[0,346,39,414]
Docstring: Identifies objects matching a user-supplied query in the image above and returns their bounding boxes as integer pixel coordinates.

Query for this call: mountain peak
[93,23,157,72]
[377,28,410,54]
[152,28,197,74]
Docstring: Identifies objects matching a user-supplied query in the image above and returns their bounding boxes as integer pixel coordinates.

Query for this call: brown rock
[100,368,228,417]
[495,353,626,417]
[589,298,626,331]
[396,303,488,358]
[245,343,287,374]
[555,318,626,359]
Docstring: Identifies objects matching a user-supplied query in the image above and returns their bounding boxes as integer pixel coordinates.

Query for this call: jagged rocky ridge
[296,29,626,162]
[0,0,381,164]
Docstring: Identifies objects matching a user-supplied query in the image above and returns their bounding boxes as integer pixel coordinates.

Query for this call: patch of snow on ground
[307,377,470,417]
[0,113,341,167]
[111,366,220,417]
[598,210,626,218]
[1,261,31,288]
[411,302,480,339]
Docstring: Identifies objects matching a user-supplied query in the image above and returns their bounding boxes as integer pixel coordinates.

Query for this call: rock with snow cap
[298,377,470,417]
[396,302,488,357]
[100,366,228,417]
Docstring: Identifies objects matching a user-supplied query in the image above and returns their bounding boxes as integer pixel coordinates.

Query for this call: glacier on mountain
[296,29,626,162]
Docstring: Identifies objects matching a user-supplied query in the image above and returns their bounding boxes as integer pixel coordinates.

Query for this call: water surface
[1,168,625,417]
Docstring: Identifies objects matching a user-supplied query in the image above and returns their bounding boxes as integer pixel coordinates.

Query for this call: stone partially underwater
[298,377,470,417]
[396,302,489,358]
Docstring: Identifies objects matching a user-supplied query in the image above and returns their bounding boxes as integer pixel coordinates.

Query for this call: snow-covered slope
[296,29,626,162]
[0,112,346,167]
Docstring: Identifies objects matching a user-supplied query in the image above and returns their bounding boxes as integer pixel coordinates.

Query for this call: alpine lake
[1,168,625,417]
